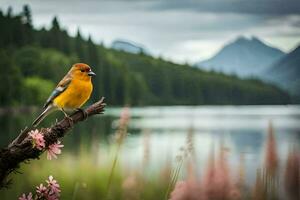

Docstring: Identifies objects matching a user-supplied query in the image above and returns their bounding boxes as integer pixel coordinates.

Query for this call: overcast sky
[1,0,300,64]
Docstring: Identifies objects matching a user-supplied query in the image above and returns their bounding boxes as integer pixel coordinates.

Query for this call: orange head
[70,63,96,81]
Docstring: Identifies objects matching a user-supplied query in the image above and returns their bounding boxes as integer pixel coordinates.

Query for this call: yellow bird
[32,63,96,127]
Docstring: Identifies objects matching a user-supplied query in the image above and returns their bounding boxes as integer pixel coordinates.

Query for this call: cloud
[148,0,300,15]
[0,0,300,63]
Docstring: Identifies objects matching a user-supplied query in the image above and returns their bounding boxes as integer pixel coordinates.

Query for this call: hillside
[0,7,291,106]
[263,45,300,96]
[197,37,285,77]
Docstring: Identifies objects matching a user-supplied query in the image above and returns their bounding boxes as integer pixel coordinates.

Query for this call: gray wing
[43,76,72,108]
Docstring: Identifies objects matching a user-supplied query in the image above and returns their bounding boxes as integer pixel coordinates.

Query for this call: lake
[1,105,300,185]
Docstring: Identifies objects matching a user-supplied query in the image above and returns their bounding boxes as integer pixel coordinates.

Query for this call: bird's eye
[80,69,85,72]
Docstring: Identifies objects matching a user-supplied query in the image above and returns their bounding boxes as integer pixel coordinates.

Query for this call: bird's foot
[61,108,74,126]
[65,115,74,126]
[76,108,88,120]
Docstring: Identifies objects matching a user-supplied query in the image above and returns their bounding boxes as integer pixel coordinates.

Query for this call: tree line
[0,5,291,106]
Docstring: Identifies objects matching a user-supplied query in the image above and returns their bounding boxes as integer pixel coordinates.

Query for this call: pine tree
[21,5,34,44]
[6,6,12,18]
[75,29,87,61]
[87,35,99,66]
[22,5,32,27]
[49,16,63,51]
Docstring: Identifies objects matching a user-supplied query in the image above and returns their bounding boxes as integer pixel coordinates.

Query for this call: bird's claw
[65,115,74,126]
[76,108,88,120]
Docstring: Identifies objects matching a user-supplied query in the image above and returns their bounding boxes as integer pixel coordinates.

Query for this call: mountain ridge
[196,36,285,77]
[263,44,300,96]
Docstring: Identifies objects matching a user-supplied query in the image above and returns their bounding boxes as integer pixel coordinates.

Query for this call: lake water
[1,105,300,184]
[109,105,300,184]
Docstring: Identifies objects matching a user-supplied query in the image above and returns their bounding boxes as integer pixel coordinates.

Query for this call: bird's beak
[88,71,96,76]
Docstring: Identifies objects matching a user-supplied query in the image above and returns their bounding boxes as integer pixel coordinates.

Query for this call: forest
[0,6,291,107]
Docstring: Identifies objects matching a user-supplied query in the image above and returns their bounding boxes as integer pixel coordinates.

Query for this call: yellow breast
[53,79,93,109]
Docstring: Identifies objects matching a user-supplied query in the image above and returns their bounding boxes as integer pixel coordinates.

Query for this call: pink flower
[265,122,278,176]
[119,106,130,127]
[169,163,202,200]
[201,146,240,200]
[284,149,300,200]
[47,195,59,200]
[46,175,61,195]
[18,192,33,200]
[18,194,27,200]
[19,176,61,200]
[29,129,45,150]
[36,183,47,196]
[46,141,64,160]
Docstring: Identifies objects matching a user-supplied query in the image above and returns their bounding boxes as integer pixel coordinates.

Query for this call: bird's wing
[43,74,72,108]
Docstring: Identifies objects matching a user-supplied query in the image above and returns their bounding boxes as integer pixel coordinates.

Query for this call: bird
[32,63,96,127]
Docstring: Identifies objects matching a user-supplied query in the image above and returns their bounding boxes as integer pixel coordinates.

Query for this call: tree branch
[0,97,106,189]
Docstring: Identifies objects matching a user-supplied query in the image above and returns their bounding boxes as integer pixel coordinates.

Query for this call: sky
[1,0,300,64]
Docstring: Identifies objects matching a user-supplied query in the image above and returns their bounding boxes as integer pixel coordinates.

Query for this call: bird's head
[70,63,96,81]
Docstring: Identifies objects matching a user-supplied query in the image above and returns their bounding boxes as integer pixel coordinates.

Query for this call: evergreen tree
[52,16,60,29]
[75,29,87,61]
[86,35,103,100]
[49,16,63,51]
[87,35,99,66]
[60,30,71,55]
[6,6,12,18]
[22,5,32,27]
[21,5,34,44]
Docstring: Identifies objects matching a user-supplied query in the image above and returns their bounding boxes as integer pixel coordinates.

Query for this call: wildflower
[169,181,189,200]
[18,192,33,200]
[19,194,26,200]
[106,106,130,198]
[202,144,240,200]
[165,145,190,200]
[170,177,202,200]
[122,172,142,199]
[119,106,130,127]
[19,176,61,200]
[122,174,138,190]
[142,131,150,168]
[36,183,47,196]
[46,141,64,160]
[265,122,278,176]
[46,175,61,195]
[284,149,300,200]
[29,129,45,150]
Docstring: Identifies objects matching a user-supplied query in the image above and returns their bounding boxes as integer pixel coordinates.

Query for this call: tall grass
[105,106,130,199]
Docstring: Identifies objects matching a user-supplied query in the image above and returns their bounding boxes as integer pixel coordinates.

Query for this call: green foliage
[14,46,43,77]
[0,7,292,106]
[0,50,23,106]
[23,77,55,105]
[39,49,76,82]
[14,46,75,81]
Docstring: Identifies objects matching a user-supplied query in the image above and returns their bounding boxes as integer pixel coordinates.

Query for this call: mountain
[111,40,150,55]
[197,36,285,77]
[263,45,300,96]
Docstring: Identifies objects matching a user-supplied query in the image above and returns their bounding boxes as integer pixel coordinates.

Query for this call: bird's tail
[32,105,56,127]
